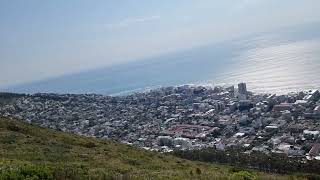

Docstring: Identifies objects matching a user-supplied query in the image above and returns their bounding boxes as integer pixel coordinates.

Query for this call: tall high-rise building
[238,83,247,95]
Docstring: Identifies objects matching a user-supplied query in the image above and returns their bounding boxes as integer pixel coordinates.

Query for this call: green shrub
[196,167,202,175]
[295,173,320,180]
[230,171,256,180]
[0,134,16,144]
[7,124,21,132]
[83,142,97,148]
[0,165,54,180]
[229,167,247,173]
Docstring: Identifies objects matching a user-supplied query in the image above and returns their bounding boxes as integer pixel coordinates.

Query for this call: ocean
[8,23,320,95]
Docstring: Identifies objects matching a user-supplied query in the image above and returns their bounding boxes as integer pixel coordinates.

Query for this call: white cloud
[105,15,160,30]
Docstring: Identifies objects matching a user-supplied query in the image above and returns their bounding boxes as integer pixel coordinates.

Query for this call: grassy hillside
[0,117,303,179]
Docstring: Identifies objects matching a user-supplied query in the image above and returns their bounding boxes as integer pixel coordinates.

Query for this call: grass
[0,117,307,179]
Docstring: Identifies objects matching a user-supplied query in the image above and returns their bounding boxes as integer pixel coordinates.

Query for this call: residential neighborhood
[1,83,320,160]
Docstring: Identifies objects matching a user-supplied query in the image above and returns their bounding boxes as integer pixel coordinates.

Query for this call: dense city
[1,83,320,161]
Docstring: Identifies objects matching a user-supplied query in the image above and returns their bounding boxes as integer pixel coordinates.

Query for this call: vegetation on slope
[0,117,304,179]
[174,149,320,179]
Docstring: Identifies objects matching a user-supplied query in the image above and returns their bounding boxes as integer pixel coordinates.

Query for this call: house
[303,130,320,140]
[273,103,293,112]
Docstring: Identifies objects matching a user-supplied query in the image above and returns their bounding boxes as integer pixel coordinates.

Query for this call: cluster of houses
[0,83,319,160]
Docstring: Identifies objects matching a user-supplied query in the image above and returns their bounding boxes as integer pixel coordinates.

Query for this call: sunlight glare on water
[210,37,320,94]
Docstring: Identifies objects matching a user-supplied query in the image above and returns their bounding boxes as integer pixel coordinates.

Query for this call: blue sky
[1,0,320,88]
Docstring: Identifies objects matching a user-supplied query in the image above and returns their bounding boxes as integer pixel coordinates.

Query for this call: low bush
[230,171,256,180]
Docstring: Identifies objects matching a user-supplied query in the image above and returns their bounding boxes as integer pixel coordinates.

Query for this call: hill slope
[0,117,298,179]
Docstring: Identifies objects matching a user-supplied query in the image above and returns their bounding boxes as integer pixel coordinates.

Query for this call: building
[302,105,320,119]
[226,85,235,93]
[265,125,279,133]
[303,90,320,102]
[173,138,191,149]
[303,112,320,119]
[303,130,320,140]
[294,100,308,106]
[239,100,253,111]
[238,83,247,95]
[157,136,173,147]
[227,102,237,112]
[214,101,225,112]
[162,124,219,139]
[234,132,246,138]
[239,115,250,126]
[273,103,293,112]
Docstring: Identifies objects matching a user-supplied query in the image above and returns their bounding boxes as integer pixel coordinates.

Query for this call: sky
[1,0,320,89]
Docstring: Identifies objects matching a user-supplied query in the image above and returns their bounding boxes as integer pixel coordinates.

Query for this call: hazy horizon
[4,22,320,95]
[2,0,320,89]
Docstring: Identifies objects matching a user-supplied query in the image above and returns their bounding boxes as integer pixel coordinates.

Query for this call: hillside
[0,117,303,179]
